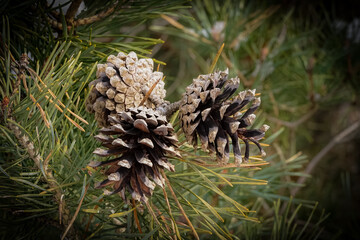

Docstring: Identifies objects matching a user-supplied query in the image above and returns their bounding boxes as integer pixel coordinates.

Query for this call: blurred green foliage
[150,0,360,239]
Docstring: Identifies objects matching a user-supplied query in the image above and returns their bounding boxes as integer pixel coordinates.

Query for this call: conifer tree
[2,0,354,239]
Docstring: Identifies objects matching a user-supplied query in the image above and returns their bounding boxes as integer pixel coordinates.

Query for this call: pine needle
[162,187,178,239]
[144,201,169,236]
[29,94,50,128]
[161,169,200,240]
[27,67,89,125]
[20,69,50,128]
[209,43,225,73]
[152,204,172,237]
[84,198,103,235]
[61,184,89,240]
[160,14,213,45]
[139,76,165,106]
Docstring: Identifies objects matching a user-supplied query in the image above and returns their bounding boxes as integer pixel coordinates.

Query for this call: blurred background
[150,1,360,238]
[1,0,360,239]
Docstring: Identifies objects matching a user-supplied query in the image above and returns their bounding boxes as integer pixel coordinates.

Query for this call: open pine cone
[89,106,180,202]
[179,69,269,166]
[86,51,166,127]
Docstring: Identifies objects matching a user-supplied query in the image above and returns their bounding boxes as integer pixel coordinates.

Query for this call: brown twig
[11,53,28,99]
[161,169,200,240]
[307,57,315,105]
[156,100,181,118]
[46,16,67,31]
[152,204,172,237]
[61,184,89,240]
[291,120,360,196]
[144,201,169,235]
[84,198,103,235]
[7,118,74,236]
[75,6,116,26]
[65,0,83,23]
[266,105,318,129]
[47,3,116,30]
[132,198,143,233]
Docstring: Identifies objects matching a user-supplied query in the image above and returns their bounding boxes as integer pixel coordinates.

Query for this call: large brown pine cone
[89,106,180,202]
[86,52,166,127]
[179,69,269,166]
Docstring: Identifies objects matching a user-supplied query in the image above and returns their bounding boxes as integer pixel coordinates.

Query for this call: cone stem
[157,100,181,118]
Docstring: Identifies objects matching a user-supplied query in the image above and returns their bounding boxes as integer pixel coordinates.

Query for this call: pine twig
[156,100,181,118]
[46,16,66,31]
[5,54,77,238]
[7,118,75,235]
[152,204,172,237]
[75,6,116,26]
[291,120,360,196]
[266,105,318,129]
[132,198,143,233]
[65,0,83,23]
[11,53,28,98]
[47,3,116,30]
[1,53,27,117]
[144,201,169,235]
[61,184,89,240]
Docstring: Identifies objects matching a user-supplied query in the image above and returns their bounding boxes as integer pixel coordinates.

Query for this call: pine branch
[6,118,77,237]
[156,100,181,118]
[266,106,318,129]
[4,54,79,239]
[47,2,117,30]
[291,119,360,196]
[75,5,116,26]
[65,0,83,23]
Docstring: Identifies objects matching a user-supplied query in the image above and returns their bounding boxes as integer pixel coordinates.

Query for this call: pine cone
[89,106,180,202]
[179,69,269,166]
[86,51,167,127]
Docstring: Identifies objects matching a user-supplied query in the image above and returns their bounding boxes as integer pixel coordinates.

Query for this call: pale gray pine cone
[86,51,166,127]
[179,69,269,166]
[89,106,180,202]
